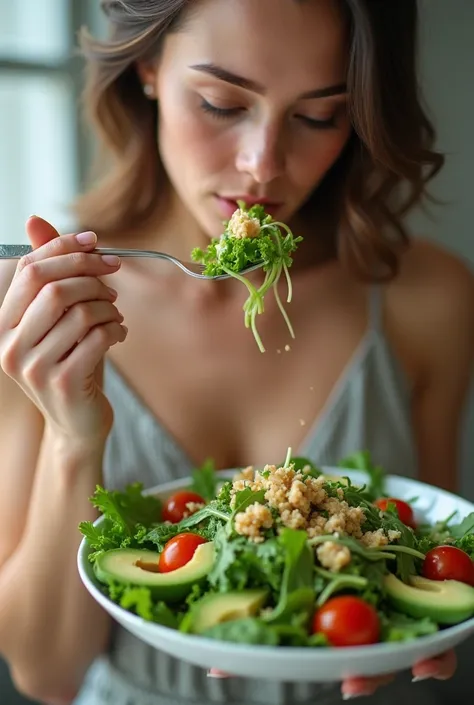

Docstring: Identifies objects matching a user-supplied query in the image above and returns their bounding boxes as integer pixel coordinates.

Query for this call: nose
[235,121,286,184]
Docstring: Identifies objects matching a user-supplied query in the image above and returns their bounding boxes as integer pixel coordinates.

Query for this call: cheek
[157,90,234,179]
[294,127,351,188]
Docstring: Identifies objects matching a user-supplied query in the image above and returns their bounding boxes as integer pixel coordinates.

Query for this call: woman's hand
[207,650,457,699]
[0,216,126,443]
[339,650,457,699]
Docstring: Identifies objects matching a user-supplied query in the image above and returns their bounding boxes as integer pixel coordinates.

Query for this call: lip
[215,195,282,219]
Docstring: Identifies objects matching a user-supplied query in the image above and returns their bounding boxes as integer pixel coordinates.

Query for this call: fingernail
[342,694,365,700]
[412,675,434,682]
[102,255,121,267]
[107,286,118,298]
[118,312,124,322]
[76,231,97,245]
[121,325,128,335]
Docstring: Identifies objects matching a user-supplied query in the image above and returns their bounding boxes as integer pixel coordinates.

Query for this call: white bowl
[77,469,474,682]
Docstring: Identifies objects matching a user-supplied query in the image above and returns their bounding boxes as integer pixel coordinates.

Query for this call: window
[0,0,105,243]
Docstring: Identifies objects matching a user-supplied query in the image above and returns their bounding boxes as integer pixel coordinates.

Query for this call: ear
[136,61,159,98]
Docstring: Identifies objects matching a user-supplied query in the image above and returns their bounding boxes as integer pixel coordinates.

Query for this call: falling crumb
[299,419,306,427]
[284,345,291,352]
[276,349,282,354]
[309,386,314,392]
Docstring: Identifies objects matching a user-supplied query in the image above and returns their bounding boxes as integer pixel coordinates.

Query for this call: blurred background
[0,0,473,703]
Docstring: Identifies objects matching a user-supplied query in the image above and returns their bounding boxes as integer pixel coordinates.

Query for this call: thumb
[25,215,60,250]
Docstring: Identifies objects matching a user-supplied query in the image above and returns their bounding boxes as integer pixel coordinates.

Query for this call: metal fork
[0,245,263,281]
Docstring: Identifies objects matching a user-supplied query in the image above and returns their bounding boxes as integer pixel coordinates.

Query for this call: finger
[25,301,124,370]
[25,215,60,251]
[2,245,121,329]
[341,674,395,699]
[412,650,457,682]
[16,277,118,352]
[12,216,62,284]
[56,320,127,389]
[207,669,232,679]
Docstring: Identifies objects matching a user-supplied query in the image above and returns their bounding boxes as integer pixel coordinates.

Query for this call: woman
[0,0,472,703]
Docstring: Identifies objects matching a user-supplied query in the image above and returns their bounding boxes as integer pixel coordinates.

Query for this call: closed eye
[201,99,338,130]
[296,114,337,130]
[200,99,244,119]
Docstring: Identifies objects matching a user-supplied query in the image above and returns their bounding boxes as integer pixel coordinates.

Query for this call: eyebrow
[189,63,347,99]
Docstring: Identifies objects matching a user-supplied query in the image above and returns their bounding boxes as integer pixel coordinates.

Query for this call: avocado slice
[94,542,214,603]
[384,573,474,625]
[186,589,268,634]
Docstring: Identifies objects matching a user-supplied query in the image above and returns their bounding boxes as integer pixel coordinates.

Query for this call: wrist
[43,423,108,459]
[42,424,107,492]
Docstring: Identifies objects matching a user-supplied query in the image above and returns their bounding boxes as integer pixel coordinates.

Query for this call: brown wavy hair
[74,0,444,281]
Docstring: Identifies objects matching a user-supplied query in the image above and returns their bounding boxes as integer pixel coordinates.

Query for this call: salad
[80,451,474,648]
[191,202,302,353]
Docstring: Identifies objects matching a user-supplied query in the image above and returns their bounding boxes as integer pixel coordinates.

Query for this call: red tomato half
[374,497,416,528]
[159,533,208,573]
[422,545,474,586]
[313,596,380,647]
[161,491,206,524]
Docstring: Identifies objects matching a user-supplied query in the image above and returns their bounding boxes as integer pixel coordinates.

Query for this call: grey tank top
[74,287,443,705]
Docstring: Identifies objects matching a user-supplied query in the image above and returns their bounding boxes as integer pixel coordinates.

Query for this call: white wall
[407,0,474,500]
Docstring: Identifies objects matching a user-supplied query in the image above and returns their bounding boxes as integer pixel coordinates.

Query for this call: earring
[143,84,155,99]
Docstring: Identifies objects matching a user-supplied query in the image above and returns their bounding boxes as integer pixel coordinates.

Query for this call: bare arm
[410,249,474,492]
[0,220,125,703]
[0,427,111,703]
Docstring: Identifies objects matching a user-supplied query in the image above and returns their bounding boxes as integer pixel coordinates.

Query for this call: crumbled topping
[228,209,261,239]
[316,541,352,572]
[230,464,401,559]
[183,501,206,518]
[234,502,274,543]
[359,528,401,548]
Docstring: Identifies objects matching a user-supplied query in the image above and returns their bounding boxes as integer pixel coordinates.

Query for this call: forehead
[168,0,348,91]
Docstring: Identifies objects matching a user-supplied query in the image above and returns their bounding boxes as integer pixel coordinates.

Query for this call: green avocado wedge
[94,542,215,603]
[183,589,269,634]
[384,573,474,625]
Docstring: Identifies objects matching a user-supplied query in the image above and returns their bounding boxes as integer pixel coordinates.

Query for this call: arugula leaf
[287,456,322,477]
[448,512,474,539]
[263,529,315,624]
[144,502,230,551]
[231,488,266,521]
[191,458,217,502]
[338,450,385,501]
[208,529,285,594]
[379,611,438,642]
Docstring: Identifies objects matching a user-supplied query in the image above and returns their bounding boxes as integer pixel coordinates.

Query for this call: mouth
[215,195,283,219]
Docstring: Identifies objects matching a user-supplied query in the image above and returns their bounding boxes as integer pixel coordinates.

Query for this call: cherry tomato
[313,596,380,647]
[422,545,474,586]
[159,533,208,573]
[374,497,416,528]
[161,491,206,524]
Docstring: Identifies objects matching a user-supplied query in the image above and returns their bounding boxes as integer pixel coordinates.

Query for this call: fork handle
[0,245,153,260]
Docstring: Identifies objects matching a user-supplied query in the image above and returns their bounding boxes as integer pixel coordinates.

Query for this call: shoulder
[386,238,474,388]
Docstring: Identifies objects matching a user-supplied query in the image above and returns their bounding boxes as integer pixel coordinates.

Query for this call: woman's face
[145,0,351,237]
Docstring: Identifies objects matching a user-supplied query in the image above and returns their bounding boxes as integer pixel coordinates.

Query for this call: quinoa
[228,209,261,239]
[230,464,401,559]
